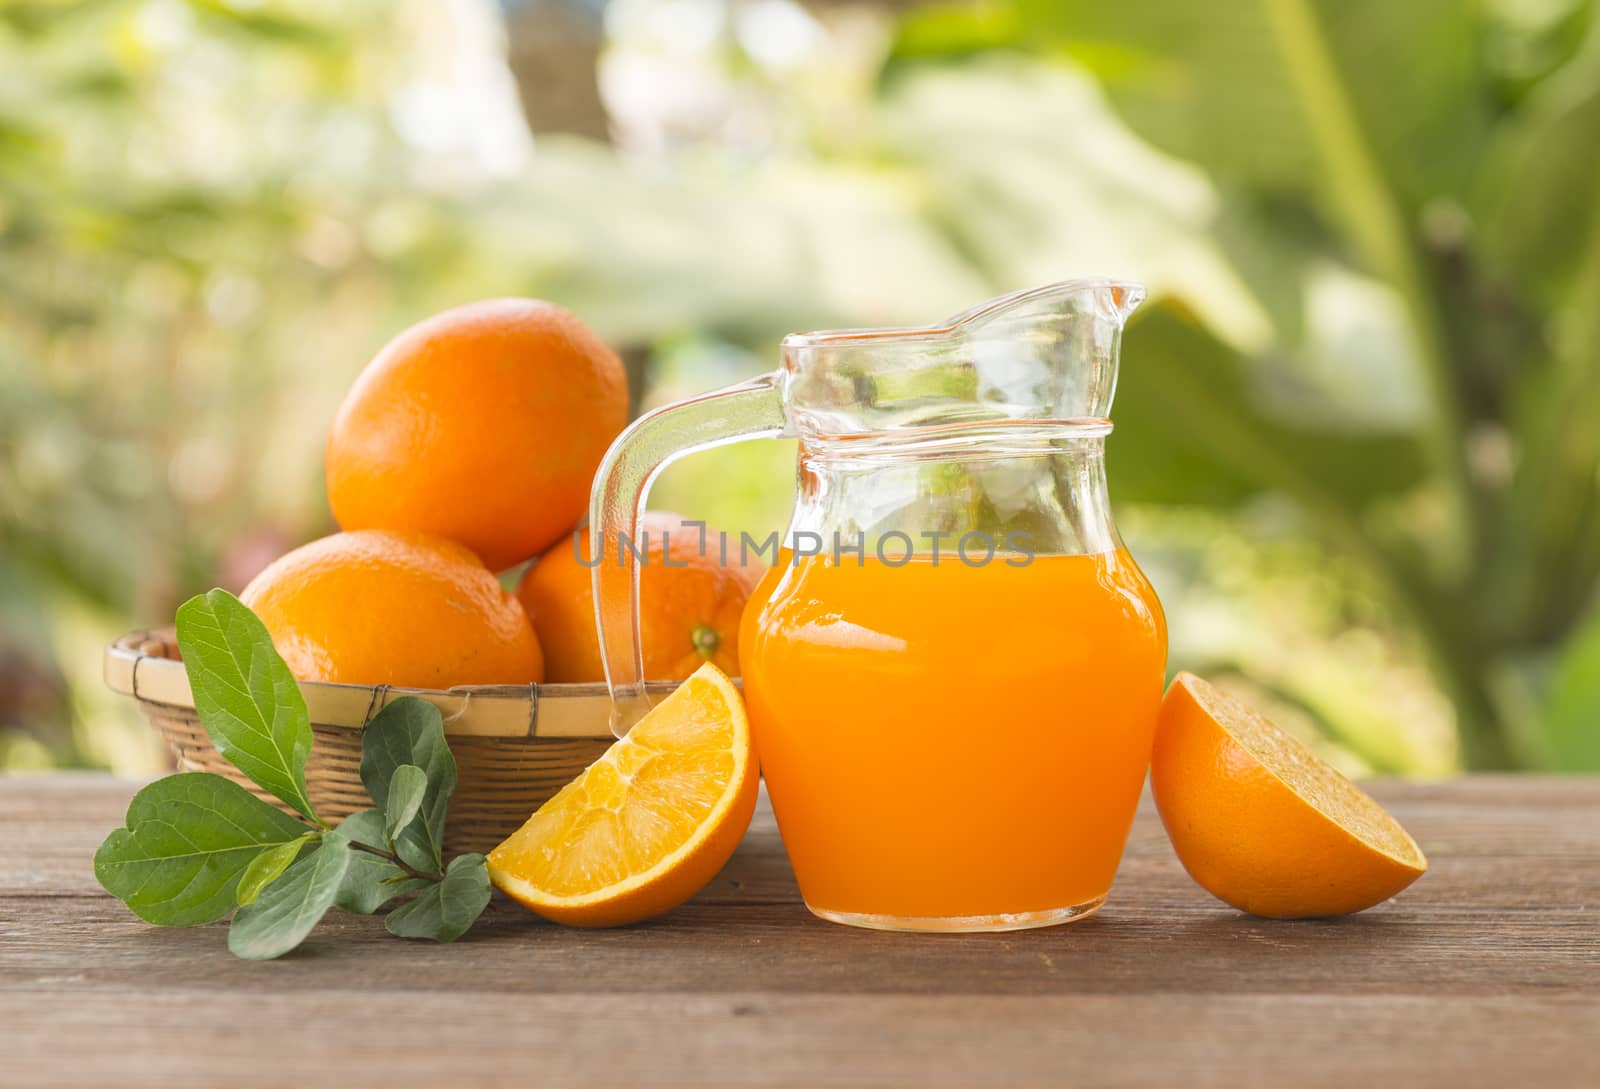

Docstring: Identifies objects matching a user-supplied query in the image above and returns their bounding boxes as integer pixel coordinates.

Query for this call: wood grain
[2,774,1597,1088]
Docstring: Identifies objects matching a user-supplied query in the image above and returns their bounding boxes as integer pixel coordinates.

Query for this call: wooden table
[3,774,1597,1088]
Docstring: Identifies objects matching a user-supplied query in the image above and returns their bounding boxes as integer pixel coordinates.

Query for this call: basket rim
[103,627,676,740]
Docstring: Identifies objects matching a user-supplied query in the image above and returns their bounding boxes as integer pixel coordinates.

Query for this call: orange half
[487,663,758,927]
[1152,672,1428,918]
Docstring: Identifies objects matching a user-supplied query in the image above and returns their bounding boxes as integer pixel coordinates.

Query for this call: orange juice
[739,548,1166,928]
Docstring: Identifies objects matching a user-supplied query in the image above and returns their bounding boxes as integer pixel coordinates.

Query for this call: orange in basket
[517,512,760,683]
[242,529,544,689]
[325,297,628,571]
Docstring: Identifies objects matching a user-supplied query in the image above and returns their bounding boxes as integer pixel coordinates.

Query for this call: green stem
[1529,187,1600,632]
[1255,0,1517,765]
[343,839,444,883]
[691,623,720,658]
[1262,0,1475,557]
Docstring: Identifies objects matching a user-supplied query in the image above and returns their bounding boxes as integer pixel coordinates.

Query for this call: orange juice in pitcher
[589,280,1168,931]
[741,549,1163,926]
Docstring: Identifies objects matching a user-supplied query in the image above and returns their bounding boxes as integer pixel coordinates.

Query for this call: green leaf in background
[1112,303,1426,510]
[877,58,1258,340]
[1471,63,1600,640]
[94,773,309,926]
[1019,0,1488,208]
[1473,67,1600,303]
[328,809,429,914]
[1543,608,1600,770]
[174,589,320,823]
[186,0,341,49]
[886,0,1025,71]
[384,854,491,943]
[235,834,314,907]
[360,697,456,873]
[383,764,428,846]
[228,841,352,960]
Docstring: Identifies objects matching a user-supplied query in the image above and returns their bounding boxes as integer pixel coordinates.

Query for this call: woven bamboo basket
[103,628,682,854]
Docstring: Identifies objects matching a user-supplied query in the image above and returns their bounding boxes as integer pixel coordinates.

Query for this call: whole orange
[241,529,544,688]
[325,298,628,572]
[516,512,759,683]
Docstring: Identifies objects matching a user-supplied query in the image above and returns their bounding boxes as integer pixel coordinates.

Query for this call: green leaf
[876,59,1264,351]
[186,0,342,49]
[174,589,320,822]
[385,854,491,943]
[329,810,428,913]
[1543,607,1600,770]
[228,841,351,960]
[383,765,428,846]
[1111,303,1426,509]
[887,1,1025,71]
[1018,0,1488,209]
[235,835,313,907]
[94,773,309,926]
[1473,70,1600,304]
[360,697,456,872]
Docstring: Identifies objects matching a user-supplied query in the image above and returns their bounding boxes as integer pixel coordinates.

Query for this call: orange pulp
[738,549,1166,923]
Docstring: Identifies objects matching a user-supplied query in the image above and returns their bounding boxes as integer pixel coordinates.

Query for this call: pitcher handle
[589,371,787,736]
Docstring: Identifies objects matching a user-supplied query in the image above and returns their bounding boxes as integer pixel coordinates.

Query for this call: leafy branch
[95,589,490,959]
[341,837,444,883]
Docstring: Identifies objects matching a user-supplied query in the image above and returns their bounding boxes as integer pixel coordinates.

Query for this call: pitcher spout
[1107,281,1146,326]
[941,278,1145,336]
[780,278,1146,439]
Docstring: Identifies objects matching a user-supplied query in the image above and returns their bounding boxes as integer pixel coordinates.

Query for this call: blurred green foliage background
[3,0,1598,774]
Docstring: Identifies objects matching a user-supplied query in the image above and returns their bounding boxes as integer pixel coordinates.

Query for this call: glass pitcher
[590,279,1167,932]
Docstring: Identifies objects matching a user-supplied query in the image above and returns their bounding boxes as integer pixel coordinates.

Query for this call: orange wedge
[1151,672,1427,918]
[487,662,758,927]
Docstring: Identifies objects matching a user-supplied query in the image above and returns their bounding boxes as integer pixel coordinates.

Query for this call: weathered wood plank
[1,991,1596,1089]
[4,890,1597,996]
[1,774,1596,1088]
